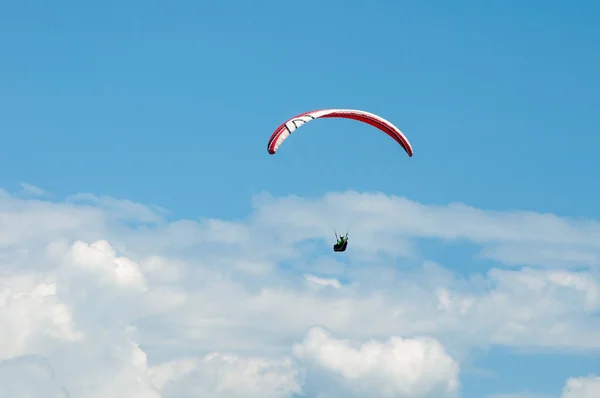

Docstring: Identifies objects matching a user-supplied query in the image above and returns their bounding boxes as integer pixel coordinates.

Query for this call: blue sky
[1,1,599,397]
[2,0,599,219]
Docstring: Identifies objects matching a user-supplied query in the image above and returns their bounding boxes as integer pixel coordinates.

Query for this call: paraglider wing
[267,109,413,157]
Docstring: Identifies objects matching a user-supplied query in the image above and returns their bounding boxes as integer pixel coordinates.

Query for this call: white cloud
[293,327,459,398]
[0,188,598,396]
[149,353,301,398]
[68,239,147,291]
[66,193,168,224]
[0,355,68,398]
[0,272,82,359]
[304,274,342,289]
[19,182,49,197]
[562,375,600,398]
[251,191,600,269]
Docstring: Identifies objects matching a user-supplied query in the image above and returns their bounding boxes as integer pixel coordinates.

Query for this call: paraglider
[267,108,413,253]
[333,232,348,252]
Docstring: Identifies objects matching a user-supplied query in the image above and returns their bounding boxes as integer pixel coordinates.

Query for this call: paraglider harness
[333,232,348,252]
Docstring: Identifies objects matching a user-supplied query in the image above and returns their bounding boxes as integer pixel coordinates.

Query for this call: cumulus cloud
[251,191,600,269]
[150,353,301,398]
[0,272,82,359]
[495,375,600,398]
[0,187,598,396]
[562,375,600,398]
[293,327,459,398]
[0,355,68,398]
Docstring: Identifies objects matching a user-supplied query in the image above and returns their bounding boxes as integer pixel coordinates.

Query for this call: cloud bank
[0,187,598,397]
